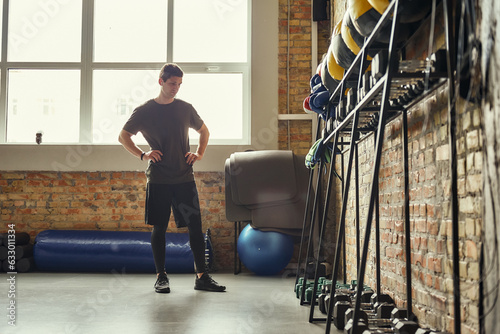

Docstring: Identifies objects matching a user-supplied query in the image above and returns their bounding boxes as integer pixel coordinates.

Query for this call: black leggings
[147,182,206,274]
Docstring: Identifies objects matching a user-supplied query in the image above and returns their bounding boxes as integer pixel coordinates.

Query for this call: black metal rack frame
[294,0,462,333]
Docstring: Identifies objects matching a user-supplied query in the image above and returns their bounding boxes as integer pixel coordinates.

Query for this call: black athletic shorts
[145,181,202,228]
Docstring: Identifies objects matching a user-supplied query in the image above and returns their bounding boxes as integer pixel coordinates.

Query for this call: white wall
[0,0,278,172]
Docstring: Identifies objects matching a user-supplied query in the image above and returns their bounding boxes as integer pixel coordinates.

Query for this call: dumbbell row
[324,49,447,139]
[321,289,434,334]
[344,318,421,334]
[359,50,446,107]
[345,318,449,334]
[295,277,337,302]
[296,279,447,334]
[339,301,427,334]
[353,318,451,334]
[319,288,394,316]
[296,277,372,303]
[332,78,425,121]
[371,49,447,83]
[331,296,449,334]
[297,279,448,333]
[333,301,396,329]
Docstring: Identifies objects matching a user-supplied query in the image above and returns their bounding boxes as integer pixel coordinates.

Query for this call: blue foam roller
[34,230,195,273]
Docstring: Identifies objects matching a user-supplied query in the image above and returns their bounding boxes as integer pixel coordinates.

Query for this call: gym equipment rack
[294,0,462,333]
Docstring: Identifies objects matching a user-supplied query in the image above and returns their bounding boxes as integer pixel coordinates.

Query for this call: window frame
[0,0,251,145]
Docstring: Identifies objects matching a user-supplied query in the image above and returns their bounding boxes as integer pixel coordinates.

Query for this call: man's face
[160,76,182,99]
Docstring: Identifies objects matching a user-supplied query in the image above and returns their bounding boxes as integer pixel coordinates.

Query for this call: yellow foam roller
[368,0,389,15]
[326,44,345,82]
[368,0,432,23]
[348,0,381,38]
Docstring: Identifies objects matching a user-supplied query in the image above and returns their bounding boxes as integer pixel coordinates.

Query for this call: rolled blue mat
[34,230,196,273]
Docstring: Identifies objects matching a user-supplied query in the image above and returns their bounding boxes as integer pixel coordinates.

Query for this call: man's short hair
[159,63,184,82]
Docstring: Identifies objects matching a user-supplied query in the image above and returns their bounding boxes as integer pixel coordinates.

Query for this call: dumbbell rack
[294,115,324,306]
[294,0,462,333]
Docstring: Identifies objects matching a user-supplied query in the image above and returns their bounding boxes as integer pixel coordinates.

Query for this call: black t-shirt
[123,98,204,184]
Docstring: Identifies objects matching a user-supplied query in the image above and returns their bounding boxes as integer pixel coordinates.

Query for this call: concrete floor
[0,272,343,334]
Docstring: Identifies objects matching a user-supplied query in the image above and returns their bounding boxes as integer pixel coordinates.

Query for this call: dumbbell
[410,81,425,96]
[305,280,326,302]
[336,98,347,121]
[322,291,351,315]
[294,277,304,295]
[398,94,411,105]
[359,72,373,100]
[389,98,401,107]
[304,286,320,303]
[333,300,351,330]
[318,282,335,314]
[393,80,425,106]
[398,93,412,106]
[345,307,369,325]
[398,49,446,74]
[429,49,447,73]
[371,50,388,82]
[370,293,394,304]
[355,319,420,334]
[349,302,396,321]
[295,277,305,292]
[336,281,354,291]
[345,306,398,330]
[370,50,403,82]
[345,318,421,334]
[295,279,314,298]
[344,319,369,334]
[370,293,395,310]
[394,320,421,334]
[347,89,358,113]
[320,277,332,287]
[332,297,380,329]
[371,49,447,85]
[403,84,419,100]
[415,329,450,334]
[390,308,420,327]
[318,290,329,314]
[398,60,428,73]
[353,289,375,304]
[390,307,408,321]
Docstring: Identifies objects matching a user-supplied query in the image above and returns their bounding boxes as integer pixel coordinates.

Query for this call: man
[118,63,226,293]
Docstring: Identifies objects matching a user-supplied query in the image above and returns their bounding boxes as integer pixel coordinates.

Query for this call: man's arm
[185,123,210,165]
[118,129,163,162]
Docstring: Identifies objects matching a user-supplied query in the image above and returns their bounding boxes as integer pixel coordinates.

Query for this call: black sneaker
[194,273,226,292]
[154,273,170,293]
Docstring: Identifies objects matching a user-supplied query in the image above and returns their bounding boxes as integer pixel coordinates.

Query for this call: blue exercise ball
[237,224,294,276]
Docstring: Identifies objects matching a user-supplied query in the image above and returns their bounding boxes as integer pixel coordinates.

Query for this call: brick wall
[278,0,316,155]
[0,171,234,272]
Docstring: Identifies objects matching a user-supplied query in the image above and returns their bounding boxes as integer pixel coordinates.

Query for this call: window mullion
[0,0,9,143]
[80,0,94,144]
[167,0,173,63]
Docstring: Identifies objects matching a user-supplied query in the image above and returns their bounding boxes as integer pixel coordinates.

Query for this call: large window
[0,0,250,145]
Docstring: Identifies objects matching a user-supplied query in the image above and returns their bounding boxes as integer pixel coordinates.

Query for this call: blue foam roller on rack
[33,230,197,273]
